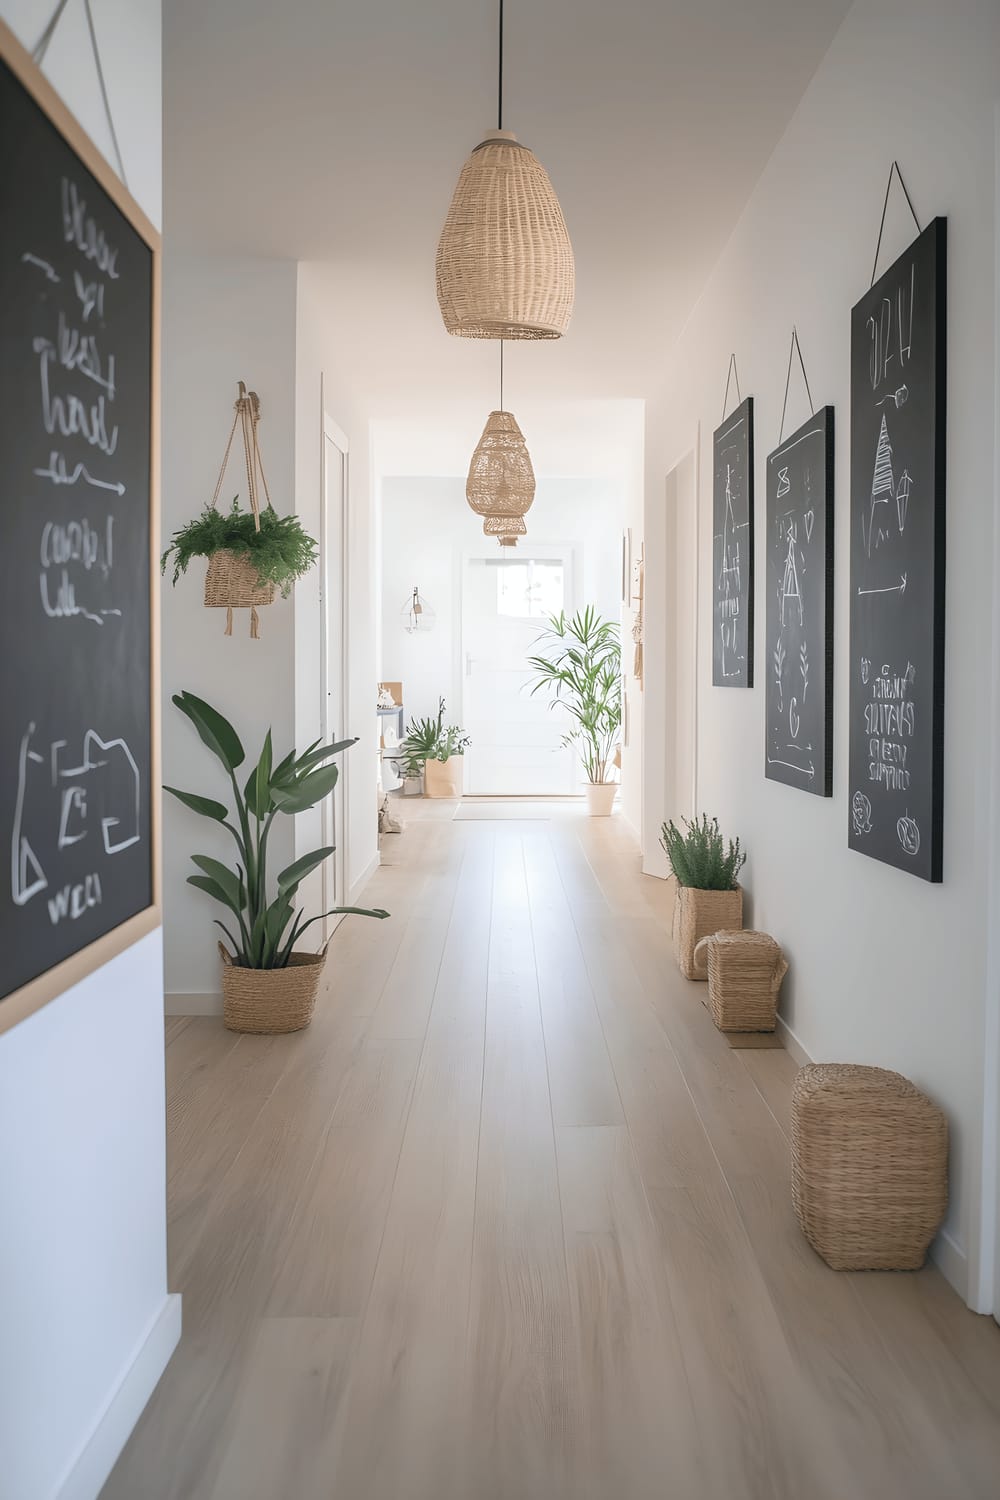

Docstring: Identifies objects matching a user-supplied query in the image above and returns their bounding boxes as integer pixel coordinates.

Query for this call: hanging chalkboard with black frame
[848,216,946,881]
[0,22,161,1034]
[712,396,755,687]
[765,406,835,796]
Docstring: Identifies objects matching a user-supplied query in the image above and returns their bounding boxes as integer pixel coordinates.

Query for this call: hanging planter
[161,383,318,637]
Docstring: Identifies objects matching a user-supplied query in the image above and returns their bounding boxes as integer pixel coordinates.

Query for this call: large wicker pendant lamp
[436,0,574,340]
[466,343,535,548]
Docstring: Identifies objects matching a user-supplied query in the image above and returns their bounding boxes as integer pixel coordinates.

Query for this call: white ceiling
[163,0,852,415]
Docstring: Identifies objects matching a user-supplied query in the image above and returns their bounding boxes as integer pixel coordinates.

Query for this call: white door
[462,547,577,795]
[320,416,348,933]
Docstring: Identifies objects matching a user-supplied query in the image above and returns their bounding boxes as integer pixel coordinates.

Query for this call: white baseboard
[775,1012,812,1068]
[55,1293,182,1500]
[349,850,381,903]
[930,1227,969,1303]
[165,991,221,1016]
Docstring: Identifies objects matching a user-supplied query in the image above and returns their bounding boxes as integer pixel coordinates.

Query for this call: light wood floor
[104,807,1000,1499]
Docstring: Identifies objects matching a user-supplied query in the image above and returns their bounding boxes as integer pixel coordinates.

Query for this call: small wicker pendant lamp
[436,1,574,340]
[466,343,535,548]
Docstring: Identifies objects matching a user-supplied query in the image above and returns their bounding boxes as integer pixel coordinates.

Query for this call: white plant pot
[402,775,423,797]
[585,782,617,817]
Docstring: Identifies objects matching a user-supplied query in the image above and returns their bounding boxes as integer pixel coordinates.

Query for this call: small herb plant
[660,814,746,891]
[399,697,471,774]
[161,498,319,597]
[166,691,388,969]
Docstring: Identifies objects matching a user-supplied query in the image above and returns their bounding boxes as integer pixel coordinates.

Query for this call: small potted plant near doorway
[527,606,621,815]
[165,692,388,1033]
[660,814,746,980]
[399,698,471,798]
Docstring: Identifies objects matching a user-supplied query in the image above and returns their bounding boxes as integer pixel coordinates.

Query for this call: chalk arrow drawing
[857,573,907,598]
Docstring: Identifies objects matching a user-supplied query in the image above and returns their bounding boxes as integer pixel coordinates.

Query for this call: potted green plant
[660,814,746,980]
[527,606,621,815]
[399,697,471,798]
[165,691,388,1033]
[161,497,318,602]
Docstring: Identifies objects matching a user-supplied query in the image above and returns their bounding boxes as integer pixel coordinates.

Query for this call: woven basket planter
[424,755,464,799]
[791,1063,948,1271]
[671,884,743,981]
[220,946,326,1035]
[693,929,787,1032]
[204,550,275,612]
[436,131,575,340]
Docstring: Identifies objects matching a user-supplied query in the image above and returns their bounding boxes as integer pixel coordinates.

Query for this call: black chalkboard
[848,217,946,881]
[712,397,754,687]
[764,408,835,796]
[0,42,158,1018]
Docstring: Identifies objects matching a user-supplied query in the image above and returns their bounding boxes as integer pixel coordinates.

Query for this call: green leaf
[173,692,245,771]
[164,785,229,821]
[190,855,244,910]
[270,761,342,814]
[277,847,335,894]
[294,737,357,774]
[245,729,274,818]
[187,872,243,918]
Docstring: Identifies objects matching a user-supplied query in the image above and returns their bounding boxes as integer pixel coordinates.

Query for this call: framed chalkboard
[765,408,835,795]
[0,23,161,1034]
[712,397,754,686]
[848,217,946,881]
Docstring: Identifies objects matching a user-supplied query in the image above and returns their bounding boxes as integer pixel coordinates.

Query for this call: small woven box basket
[693,929,787,1032]
[791,1063,948,1271]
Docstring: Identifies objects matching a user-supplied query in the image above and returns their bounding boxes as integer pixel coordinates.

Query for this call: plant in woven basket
[660,814,746,890]
[399,697,471,772]
[161,498,318,598]
[526,607,621,784]
[165,692,387,968]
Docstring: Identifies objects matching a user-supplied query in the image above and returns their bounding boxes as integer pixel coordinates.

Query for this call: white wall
[644,0,1000,1303]
[380,474,626,791]
[0,5,177,1498]
[161,256,298,998]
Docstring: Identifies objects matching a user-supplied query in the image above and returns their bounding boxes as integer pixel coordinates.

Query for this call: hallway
[105,809,1000,1500]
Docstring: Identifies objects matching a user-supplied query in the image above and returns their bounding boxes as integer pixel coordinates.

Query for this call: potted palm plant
[660,814,746,980]
[165,691,388,1033]
[527,606,621,815]
[399,698,471,798]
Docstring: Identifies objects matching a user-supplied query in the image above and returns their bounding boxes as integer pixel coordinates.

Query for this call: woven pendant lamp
[436,3,574,340]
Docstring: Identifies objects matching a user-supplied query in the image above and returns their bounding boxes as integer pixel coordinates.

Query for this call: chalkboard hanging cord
[870,160,921,289]
[32,0,129,190]
[721,353,742,423]
[778,327,815,444]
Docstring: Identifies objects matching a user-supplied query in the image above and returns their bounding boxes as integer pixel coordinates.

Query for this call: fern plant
[659,814,746,890]
[526,607,621,784]
[165,692,388,968]
[161,498,318,596]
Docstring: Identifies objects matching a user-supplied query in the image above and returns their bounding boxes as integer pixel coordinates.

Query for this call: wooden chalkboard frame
[764,407,835,797]
[0,21,161,1036]
[712,396,755,687]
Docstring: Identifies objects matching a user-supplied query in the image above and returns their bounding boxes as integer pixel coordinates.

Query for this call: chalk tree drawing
[712,398,754,687]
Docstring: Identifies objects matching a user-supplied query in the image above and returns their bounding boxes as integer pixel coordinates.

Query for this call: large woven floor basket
[672,884,743,980]
[220,948,326,1035]
[204,550,276,611]
[693,929,787,1031]
[791,1063,948,1271]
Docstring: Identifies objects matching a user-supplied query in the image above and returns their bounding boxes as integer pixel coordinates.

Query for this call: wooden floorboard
[104,812,1000,1499]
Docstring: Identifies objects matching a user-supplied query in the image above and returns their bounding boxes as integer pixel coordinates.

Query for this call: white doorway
[462,545,578,796]
[320,413,349,935]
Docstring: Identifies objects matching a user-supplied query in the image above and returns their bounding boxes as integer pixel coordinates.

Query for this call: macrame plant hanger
[777,327,816,444]
[205,383,275,638]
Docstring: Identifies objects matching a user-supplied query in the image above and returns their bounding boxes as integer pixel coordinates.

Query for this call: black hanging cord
[870,161,921,288]
[721,353,742,423]
[33,0,129,188]
[778,327,815,444]
[497,0,504,131]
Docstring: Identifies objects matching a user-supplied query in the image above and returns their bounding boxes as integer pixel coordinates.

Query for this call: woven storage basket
[671,884,743,981]
[791,1063,948,1271]
[436,132,575,339]
[220,946,325,1035]
[693,929,787,1032]
[204,550,276,611]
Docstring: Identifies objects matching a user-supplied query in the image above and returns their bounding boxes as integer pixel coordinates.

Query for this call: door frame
[319,409,350,936]
[459,540,580,796]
